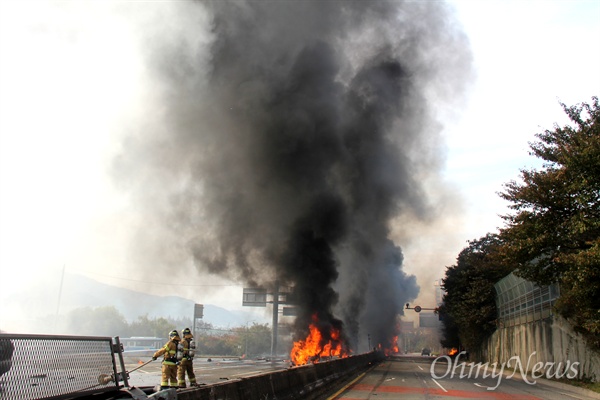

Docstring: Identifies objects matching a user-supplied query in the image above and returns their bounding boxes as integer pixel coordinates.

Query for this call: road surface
[327,354,600,400]
[126,357,290,388]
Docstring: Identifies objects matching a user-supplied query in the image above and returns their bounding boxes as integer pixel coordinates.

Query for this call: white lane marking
[384,377,395,382]
[558,392,588,400]
[431,378,448,392]
[197,364,273,371]
[135,369,152,374]
[417,365,424,371]
[230,370,264,377]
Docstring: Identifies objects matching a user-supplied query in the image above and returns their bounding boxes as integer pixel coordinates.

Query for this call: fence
[495,272,560,328]
[0,333,121,400]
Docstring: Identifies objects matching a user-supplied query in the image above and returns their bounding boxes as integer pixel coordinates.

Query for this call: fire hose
[97,358,155,385]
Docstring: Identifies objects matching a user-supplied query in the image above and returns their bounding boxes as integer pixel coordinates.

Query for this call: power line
[81,271,244,287]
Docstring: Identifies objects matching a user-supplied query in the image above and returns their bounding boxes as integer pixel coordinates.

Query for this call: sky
[0,0,599,333]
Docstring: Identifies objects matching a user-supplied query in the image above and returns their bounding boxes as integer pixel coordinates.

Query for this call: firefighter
[152,330,181,389]
[177,327,197,388]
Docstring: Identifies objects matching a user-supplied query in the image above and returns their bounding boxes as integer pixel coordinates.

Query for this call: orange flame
[290,315,349,365]
[390,335,399,354]
[378,335,399,356]
[448,347,458,356]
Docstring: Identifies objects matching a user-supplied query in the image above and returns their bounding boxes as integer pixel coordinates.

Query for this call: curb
[504,370,600,399]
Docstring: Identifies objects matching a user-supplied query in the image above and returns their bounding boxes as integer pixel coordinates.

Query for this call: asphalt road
[126,357,291,388]
[123,354,600,399]
[327,354,600,400]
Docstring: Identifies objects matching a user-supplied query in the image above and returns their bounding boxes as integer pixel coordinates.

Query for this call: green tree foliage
[499,97,600,345]
[441,234,513,351]
[197,334,239,356]
[127,314,192,338]
[193,322,273,357]
[59,307,274,356]
[62,307,193,338]
[233,323,272,357]
[437,302,460,350]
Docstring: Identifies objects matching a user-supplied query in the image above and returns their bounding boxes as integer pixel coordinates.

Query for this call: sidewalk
[504,369,600,400]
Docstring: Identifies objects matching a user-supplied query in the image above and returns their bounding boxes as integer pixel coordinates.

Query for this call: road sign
[194,304,204,319]
[282,307,297,316]
[242,288,267,307]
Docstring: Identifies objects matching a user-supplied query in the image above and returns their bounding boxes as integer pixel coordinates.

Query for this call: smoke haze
[114,0,473,351]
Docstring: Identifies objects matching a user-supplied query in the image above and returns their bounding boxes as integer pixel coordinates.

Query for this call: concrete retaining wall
[481,315,600,381]
[176,352,383,400]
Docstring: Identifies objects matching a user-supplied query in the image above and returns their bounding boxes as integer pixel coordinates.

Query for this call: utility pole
[193,304,204,334]
[271,280,279,358]
[54,265,65,333]
[243,280,289,358]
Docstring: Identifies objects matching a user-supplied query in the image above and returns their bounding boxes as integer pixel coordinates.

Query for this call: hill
[63,273,267,327]
[3,272,267,331]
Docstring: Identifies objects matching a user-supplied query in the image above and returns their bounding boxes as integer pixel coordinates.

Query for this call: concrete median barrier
[176,351,384,400]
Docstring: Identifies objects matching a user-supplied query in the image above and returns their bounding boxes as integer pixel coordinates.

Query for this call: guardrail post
[112,336,129,387]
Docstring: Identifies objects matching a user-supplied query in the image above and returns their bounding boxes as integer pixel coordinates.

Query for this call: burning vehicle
[290,314,350,365]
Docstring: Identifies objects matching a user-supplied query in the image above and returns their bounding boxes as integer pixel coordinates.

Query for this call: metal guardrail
[0,333,120,400]
[495,272,560,327]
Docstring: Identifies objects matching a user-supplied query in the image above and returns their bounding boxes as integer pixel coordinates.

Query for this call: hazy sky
[0,0,598,333]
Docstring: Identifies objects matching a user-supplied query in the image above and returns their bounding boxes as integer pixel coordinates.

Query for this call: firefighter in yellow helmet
[152,330,181,389]
[177,327,197,388]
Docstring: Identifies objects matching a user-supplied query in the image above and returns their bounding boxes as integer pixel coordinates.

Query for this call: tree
[234,323,271,357]
[196,334,238,356]
[127,315,193,338]
[499,97,600,346]
[437,303,460,350]
[441,234,513,351]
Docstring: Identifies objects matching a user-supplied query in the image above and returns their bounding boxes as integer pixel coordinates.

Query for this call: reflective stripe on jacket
[182,338,192,359]
[153,340,178,365]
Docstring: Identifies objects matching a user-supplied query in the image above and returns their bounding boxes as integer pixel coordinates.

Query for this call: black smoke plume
[115,0,473,352]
